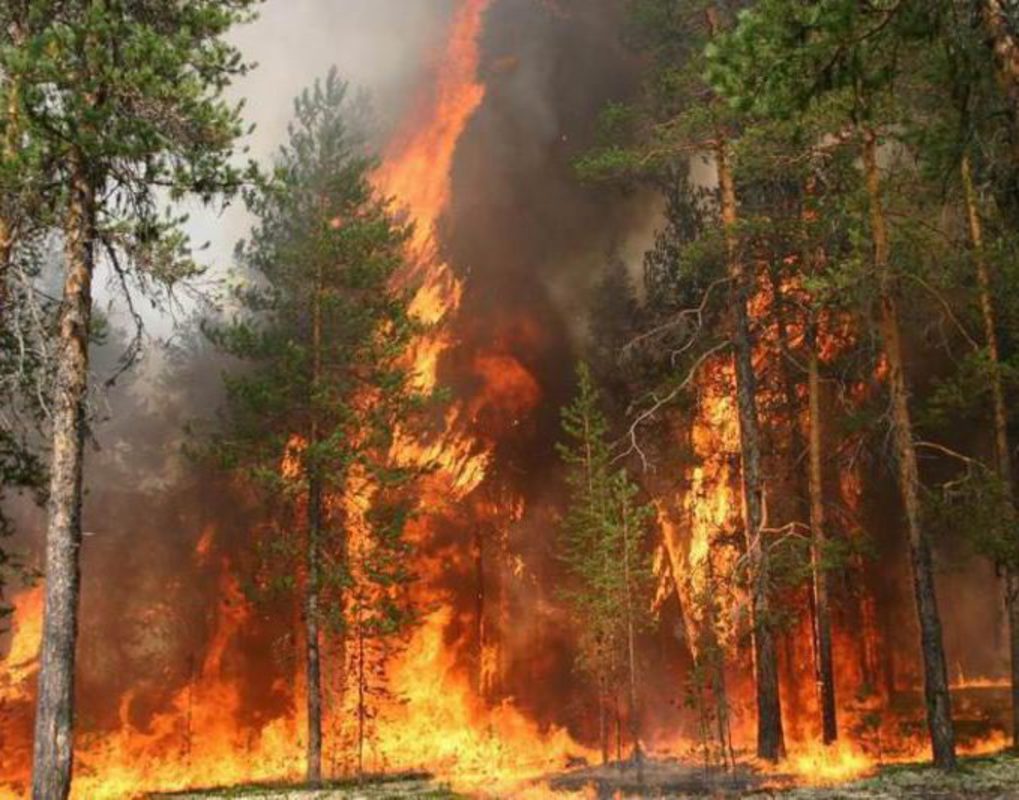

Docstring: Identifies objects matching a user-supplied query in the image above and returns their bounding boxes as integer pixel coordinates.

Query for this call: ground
[146,752,1019,799]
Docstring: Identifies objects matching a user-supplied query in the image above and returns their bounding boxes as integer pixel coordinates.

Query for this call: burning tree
[208,69,431,784]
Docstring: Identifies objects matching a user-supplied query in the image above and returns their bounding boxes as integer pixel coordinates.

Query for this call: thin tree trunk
[704,556,735,769]
[305,248,325,784]
[961,153,1019,749]
[598,673,609,765]
[801,174,838,744]
[716,138,785,762]
[862,129,956,768]
[474,524,487,695]
[305,472,323,784]
[357,603,366,780]
[807,329,838,744]
[620,496,641,768]
[32,148,95,800]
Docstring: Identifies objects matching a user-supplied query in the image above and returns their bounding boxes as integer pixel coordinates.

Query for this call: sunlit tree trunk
[961,152,1019,748]
[717,138,785,762]
[862,129,956,768]
[0,17,25,322]
[32,147,95,800]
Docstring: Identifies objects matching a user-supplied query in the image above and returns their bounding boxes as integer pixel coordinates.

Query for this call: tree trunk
[32,148,95,800]
[717,139,785,762]
[474,524,488,695]
[0,19,25,322]
[961,153,1019,749]
[357,603,366,780]
[862,129,956,768]
[802,174,838,744]
[703,556,735,769]
[305,472,323,784]
[807,329,838,744]
[305,247,325,784]
[981,0,1019,114]
[598,673,609,765]
[620,495,641,768]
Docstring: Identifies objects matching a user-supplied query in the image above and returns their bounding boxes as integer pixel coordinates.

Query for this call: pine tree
[8,3,260,796]
[208,70,428,784]
[708,0,959,767]
[557,363,653,765]
[578,0,788,762]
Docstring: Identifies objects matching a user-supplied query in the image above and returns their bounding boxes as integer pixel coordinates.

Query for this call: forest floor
[147,752,1019,799]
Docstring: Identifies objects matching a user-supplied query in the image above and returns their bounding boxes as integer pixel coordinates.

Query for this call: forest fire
[2,1,1018,799]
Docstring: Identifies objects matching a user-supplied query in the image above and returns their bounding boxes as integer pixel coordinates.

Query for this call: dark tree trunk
[807,330,838,744]
[305,473,323,784]
[32,149,95,800]
[357,604,366,779]
[961,153,1019,749]
[717,140,785,762]
[801,175,838,744]
[981,0,1019,116]
[305,248,325,784]
[620,500,642,769]
[474,524,487,696]
[862,130,956,768]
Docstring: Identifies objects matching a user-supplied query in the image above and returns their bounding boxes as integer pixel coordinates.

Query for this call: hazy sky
[104,0,453,339]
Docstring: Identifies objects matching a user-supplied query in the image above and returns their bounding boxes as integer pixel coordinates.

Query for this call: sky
[99,0,453,340]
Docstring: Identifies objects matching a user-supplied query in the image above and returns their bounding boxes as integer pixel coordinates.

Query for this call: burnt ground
[548,751,1019,799]
[144,751,1019,798]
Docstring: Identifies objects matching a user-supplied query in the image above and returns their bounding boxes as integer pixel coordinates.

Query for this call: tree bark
[305,472,323,784]
[862,129,956,768]
[981,0,1019,114]
[32,148,95,800]
[961,153,1019,749]
[0,17,26,323]
[304,246,325,784]
[620,494,641,768]
[802,175,838,744]
[717,140,785,762]
[807,329,838,744]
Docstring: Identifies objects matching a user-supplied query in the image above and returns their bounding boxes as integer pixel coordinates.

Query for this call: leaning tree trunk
[862,129,956,769]
[961,153,1019,749]
[717,139,785,762]
[32,148,95,800]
